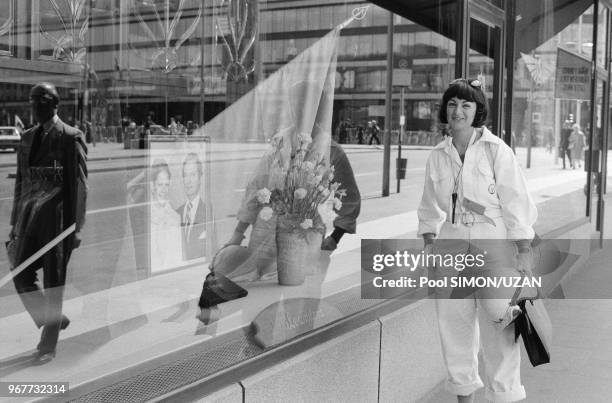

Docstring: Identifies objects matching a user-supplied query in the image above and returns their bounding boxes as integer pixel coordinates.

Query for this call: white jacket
[417,127,537,240]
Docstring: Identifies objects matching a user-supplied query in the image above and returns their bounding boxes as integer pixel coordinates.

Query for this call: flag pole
[337,6,370,31]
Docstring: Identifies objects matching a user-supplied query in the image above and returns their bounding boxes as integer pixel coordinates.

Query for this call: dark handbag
[198,272,248,308]
[510,275,552,367]
[198,245,248,309]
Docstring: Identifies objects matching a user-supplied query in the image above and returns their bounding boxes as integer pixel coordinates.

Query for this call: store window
[513,1,595,232]
[0,0,459,398]
[596,5,607,68]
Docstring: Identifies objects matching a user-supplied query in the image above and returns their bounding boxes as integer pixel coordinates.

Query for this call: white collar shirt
[39,114,59,139]
[417,126,537,240]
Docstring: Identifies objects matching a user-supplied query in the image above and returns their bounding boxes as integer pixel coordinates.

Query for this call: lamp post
[392,67,411,193]
[397,87,406,193]
[382,11,394,197]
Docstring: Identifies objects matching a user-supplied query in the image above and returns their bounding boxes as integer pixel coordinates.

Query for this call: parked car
[0,126,20,152]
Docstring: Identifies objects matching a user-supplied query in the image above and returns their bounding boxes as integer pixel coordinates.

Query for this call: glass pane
[468,18,498,129]
[0,1,455,398]
[483,0,503,8]
[558,5,594,60]
[512,2,592,233]
[590,79,605,235]
[0,0,11,54]
[596,6,607,67]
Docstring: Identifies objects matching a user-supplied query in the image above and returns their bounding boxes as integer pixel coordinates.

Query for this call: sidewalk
[420,241,612,403]
[0,141,402,172]
[85,141,430,161]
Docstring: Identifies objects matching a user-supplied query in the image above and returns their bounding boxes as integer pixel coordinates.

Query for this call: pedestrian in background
[368,120,381,145]
[168,117,178,135]
[338,118,349,144]
[560,115,574,169]
[8,82,88,365]
[569,123,585,169]
[356,122,365,144]
[418,78,537,403]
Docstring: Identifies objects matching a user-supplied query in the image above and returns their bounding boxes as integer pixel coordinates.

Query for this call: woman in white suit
[418,78,538,403]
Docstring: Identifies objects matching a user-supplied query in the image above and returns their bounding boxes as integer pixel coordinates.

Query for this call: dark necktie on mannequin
[29,125,45,165]
[184,201,192,237]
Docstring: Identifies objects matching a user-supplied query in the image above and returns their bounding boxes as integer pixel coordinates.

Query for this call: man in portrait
[177,153,206,260]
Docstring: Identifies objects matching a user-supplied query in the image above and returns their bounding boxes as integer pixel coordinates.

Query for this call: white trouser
[434,219,526,402]
[436,298,525,402]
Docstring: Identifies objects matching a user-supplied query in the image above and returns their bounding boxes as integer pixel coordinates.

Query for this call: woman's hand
[516,250,534,275]
[196,306,219,325]
[419,242,435,273]
[321,236,337,251]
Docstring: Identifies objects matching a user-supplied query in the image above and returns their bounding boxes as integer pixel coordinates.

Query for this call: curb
[2,146,393,175]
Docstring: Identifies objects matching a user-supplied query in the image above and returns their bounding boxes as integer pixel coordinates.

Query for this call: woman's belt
[447,197,503,227]
[452,211,503,227]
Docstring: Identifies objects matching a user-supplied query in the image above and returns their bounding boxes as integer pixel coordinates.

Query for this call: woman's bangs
[446,83,477,103]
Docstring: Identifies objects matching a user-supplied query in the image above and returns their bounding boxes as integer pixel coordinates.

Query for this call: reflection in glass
[0,0,13,55]
[149,159,183,272]
[511,3,592,232]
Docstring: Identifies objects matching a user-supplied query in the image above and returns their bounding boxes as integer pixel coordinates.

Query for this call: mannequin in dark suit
[9,82,88,364]
[177,153,206,260]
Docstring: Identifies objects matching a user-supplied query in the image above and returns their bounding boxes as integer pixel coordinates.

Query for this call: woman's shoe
[32,350,56,365]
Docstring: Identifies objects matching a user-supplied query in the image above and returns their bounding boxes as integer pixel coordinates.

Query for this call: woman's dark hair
[438,78,489,127]
[151,159,171,182]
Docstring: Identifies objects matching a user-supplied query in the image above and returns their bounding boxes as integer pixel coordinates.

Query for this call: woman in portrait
[149,160,183,271]
[417,78,538,403]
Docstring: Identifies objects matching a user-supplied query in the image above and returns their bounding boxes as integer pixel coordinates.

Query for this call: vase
[276,216,323,286]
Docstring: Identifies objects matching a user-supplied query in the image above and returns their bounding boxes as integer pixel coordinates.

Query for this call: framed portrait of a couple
[144,137,213,275]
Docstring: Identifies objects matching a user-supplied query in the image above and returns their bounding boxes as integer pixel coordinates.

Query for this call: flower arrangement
[254,132,345,233]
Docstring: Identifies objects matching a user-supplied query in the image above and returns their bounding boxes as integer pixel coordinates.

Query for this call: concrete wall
[195,299,446,403]
[195,384,243,403]
[242,322,381,403]
[379,300,446,403]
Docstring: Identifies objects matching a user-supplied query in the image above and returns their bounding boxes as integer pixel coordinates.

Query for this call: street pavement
[0,141,611,401]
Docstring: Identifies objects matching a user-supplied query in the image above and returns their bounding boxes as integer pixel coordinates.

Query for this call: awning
[516,0,592,54]
[367,0,592,56]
